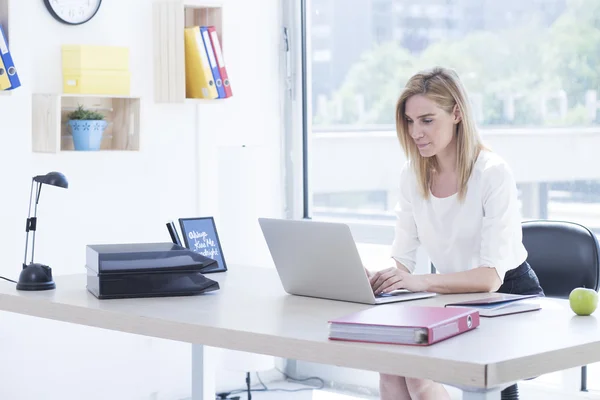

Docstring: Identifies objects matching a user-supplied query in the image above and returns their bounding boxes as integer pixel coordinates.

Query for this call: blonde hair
[395,67,485,201]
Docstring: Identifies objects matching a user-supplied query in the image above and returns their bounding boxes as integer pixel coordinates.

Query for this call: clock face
[44,0,102,25]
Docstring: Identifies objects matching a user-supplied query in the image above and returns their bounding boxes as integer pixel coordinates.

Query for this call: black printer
[85,242,220,299]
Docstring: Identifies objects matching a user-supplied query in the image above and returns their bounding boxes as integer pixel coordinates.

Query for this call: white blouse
[390,150,527,282]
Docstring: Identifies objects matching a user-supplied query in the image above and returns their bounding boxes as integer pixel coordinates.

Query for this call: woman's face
[404,94,460,158]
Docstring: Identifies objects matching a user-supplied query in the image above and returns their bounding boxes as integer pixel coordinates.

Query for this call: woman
[368,67,544,400]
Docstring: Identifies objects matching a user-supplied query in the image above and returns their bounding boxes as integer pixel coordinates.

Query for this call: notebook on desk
[444,293,541,317]
[328,305,480,346]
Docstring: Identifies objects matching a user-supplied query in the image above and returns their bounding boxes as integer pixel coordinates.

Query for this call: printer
[86,242,220,299]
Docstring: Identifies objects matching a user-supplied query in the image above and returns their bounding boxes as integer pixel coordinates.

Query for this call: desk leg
[462,391,500,400]
[192,344,216,400]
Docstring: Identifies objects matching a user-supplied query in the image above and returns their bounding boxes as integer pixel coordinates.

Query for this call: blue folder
[0,24,21,90]
[200,26,225,98]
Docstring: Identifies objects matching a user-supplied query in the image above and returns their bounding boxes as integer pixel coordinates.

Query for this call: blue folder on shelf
[200,26,225,99]
[0,24,21,91]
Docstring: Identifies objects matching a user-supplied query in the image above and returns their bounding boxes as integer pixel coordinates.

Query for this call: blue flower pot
[68,120,108,151]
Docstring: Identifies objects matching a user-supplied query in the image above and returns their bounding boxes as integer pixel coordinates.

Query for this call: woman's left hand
[370,267,429,294]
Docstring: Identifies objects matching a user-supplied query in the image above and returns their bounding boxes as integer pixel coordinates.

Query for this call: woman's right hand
[370,266,428,294]
[370,267,403,294]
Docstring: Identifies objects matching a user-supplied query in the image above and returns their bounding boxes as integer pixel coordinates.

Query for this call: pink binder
[207,26,232,98]
[328,306,480,346]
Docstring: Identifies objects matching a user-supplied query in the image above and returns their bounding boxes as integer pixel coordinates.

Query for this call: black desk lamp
[17,171,68,291]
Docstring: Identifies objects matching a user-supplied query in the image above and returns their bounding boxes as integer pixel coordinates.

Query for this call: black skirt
[496,260,545,296]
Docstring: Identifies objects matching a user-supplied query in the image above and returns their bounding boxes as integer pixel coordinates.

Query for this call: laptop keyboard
[375,289,411,297]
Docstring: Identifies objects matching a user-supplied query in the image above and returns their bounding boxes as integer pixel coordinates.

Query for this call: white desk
[0,265,599,400]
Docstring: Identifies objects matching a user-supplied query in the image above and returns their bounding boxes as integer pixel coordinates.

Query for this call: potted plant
[67,105,107,151]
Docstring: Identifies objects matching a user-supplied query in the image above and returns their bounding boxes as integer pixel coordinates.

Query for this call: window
[299,0,600,395]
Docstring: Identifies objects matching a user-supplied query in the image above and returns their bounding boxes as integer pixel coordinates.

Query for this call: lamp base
[17,263,56,291]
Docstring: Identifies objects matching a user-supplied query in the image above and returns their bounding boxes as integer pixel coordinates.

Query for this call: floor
[215,386,375,400]
[211,379,600,400]
[254,390,373,400]
[210,379,377,400]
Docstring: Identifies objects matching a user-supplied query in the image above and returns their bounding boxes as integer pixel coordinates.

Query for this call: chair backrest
[522,220,600,298]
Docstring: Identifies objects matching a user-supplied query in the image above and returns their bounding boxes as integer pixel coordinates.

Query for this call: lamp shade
[33,172,68,188]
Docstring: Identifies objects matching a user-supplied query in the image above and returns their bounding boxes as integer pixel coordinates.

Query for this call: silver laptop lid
[258,218,376,303]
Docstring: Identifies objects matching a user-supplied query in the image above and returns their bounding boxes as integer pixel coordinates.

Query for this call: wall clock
[43,0,102,25]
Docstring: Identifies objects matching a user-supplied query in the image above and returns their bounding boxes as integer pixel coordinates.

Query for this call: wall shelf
[32,94,141,153]
[153,0,223,103]
[0,0,10,96]
[0,0,8,43]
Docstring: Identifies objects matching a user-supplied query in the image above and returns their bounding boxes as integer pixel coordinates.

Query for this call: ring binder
[0,24,20,91]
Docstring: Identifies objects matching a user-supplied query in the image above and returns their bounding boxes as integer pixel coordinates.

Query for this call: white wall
[0,0,284,399]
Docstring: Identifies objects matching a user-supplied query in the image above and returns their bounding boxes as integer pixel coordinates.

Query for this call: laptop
[258,217,436,305]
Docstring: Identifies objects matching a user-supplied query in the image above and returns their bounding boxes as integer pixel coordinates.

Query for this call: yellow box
[62,45,129,71]
[63,70,131,95]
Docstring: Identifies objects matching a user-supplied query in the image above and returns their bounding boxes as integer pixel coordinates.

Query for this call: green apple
[569,287,599,316]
